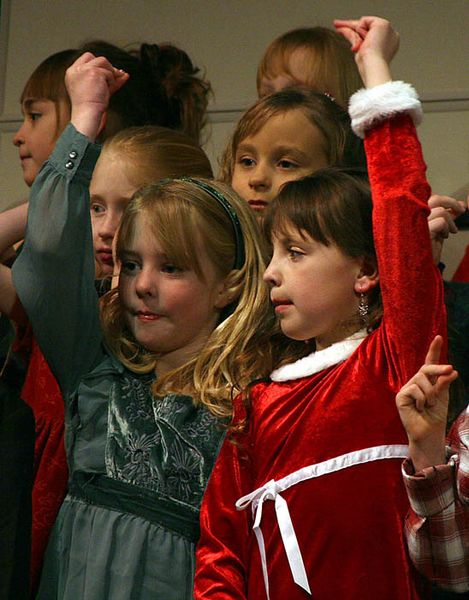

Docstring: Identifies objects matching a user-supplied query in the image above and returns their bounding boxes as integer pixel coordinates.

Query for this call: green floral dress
[12,125,225,600]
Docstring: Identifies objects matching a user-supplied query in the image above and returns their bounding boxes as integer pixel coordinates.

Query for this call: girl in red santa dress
[194,16,445,600]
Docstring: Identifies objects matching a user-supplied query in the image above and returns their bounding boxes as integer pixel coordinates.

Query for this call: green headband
[180,178,246,270]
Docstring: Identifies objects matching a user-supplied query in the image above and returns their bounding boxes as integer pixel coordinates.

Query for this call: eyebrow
[236,142,257,155]
[273,146,310,160]
[22,98,45,110]
[89,193,133,204]
[236,142,310,162]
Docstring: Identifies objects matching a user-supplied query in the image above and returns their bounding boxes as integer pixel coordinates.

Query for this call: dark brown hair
[20,41,211,143]
[263,168,381,329]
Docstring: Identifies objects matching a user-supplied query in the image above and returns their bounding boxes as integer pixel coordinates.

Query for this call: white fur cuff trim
[349,81,422,138]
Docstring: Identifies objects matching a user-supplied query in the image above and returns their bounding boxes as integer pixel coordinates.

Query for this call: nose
[98,212,120,242]
[13,121,26,147]
[263,254,280,286]
[249,163,271,191]
[135,267,156,298]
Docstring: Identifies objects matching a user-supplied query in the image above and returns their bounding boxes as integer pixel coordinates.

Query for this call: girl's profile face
[263,221,364,350]
[118,214,227,372]
[89,150,138,278]
[231,108,328,215]
[13,98,68,187]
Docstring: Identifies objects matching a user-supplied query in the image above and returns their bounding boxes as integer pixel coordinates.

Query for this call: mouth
[19,155,31,166]
[272,298,293,314]
[135,310,162,322]
[248,199,269,211]
[96,249,114,266]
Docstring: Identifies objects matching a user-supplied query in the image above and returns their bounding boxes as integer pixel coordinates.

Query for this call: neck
[315,321,364,351]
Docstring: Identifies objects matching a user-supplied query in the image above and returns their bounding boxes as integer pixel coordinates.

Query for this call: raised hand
[396,335,458,470]
[333,16,400,88]
[428,194,466,264]
[65,52,129,141]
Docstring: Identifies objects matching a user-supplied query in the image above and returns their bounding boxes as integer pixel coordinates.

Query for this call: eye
[161,263,183,275]
[237,156,256,168]
[27,112,42,122]
[90,203,105,215]
[287,247,304,260]
[120,259,140,274]
[278,159,298,170]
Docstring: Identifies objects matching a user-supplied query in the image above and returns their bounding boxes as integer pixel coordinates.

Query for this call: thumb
[109,69,129,96]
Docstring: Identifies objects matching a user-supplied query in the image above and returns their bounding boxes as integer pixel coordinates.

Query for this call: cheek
[118,278,132,307]
[231,169,248,198]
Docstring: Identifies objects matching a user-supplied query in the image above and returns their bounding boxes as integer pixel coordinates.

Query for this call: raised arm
[336,16,446,383]
[11,55,127,394]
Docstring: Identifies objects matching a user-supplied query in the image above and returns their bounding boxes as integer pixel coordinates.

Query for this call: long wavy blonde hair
[100,178,282,419]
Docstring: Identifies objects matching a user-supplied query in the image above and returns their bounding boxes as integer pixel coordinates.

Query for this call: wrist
[408,439,446,472]
[359,55,392,88]
[70,105,104,142]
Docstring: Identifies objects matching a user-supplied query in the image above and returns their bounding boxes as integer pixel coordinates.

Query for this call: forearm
[403,456,469,592]
[12,124,103,393]
[351,84,446,383]
[0,253,26,323]
[194,420,251,599]
[0,202,28,255]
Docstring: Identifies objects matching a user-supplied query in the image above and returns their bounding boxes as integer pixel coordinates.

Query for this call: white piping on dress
[236,444,409,599]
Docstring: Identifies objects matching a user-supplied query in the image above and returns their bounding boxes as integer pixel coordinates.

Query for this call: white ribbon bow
[235,444,410,599]
[236,479,311,599]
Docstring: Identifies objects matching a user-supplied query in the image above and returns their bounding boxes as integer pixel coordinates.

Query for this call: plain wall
[1,0,468,273]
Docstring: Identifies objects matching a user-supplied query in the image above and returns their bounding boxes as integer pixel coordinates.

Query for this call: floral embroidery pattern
[105,371,224,508]
[119,431,161,483]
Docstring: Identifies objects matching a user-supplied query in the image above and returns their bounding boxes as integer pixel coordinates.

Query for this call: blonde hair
[257,27,362,109]
[219,88,365,183]
[102,126,213,185]
[100,179,274,419]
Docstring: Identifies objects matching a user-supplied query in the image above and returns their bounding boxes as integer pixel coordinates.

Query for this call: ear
[213,270,242,309]
[353,256,379,295]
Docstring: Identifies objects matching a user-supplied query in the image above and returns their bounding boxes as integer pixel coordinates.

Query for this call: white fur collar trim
[349,81,422,139]
[270,330,368,382]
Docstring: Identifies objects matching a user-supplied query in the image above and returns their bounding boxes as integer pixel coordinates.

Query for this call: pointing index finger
[424,335,443,366]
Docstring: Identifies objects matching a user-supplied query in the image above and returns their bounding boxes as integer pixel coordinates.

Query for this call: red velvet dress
[194,115,446,600]
[21,336,68,596]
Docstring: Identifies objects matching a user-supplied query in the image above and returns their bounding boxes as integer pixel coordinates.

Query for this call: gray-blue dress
[12,125,225,600]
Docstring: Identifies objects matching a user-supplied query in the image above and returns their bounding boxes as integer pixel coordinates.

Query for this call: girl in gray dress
[12,53,272,600]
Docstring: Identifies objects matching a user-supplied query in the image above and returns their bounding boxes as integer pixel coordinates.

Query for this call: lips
[272,298,293,314]
[19,155,31,167]
[248,199,269,211]
[136,310,161,321]
[96,249,114,265]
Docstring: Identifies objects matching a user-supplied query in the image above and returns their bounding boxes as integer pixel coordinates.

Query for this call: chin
[95,261,113,279]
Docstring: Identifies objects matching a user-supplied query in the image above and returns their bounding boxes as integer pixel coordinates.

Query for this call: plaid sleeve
[402,440,469,592]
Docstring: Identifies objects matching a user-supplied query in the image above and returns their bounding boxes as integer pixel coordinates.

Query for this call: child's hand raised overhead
[334,16,400,88]
[396,335,458,471]
[428,194,466,264]
[66,52,129,141]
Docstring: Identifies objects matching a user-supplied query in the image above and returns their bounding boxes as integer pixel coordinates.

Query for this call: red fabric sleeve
[365,114,447,387]
[194,400,254,600]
